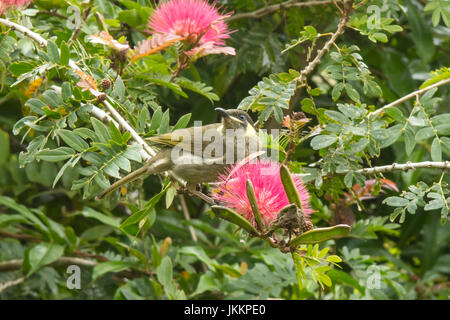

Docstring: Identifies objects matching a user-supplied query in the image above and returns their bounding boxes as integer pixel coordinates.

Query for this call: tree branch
[0,257,96,272]
[0,257,152,280]
[264,1,351,129]
[368,78,450,118]
[0,276,25,294]
[351,161,449,175]
[227,0,336,22]
[178,194,198,242]
[0,18,47,47]
[297,161,450,179]
[295,2,351,84]
[0,229,41,242]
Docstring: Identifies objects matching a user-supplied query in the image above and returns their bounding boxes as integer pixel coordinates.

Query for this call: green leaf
[345,84,360,102]
[91,117,111,143]
[431,138,442,162]
[109,121,122,143]
[8,61,35,76]
[383,196,409,207]
[436,124,450,135]
[310,135,338,150]
[328,269,364,293]
[148,107,162,132]
[61,82,72,102]
[326,255,342,263]
[192,273,219,296]
[415,127,434,141]
[47,40,60,63]
[301,98,315,114]
[137,76,187,98]
[165,185,177,209]
[246,180,264,230]
[405,126,416,155]
[58,129,89,152]
[112,76,126,100]
[122,145,142,162]
[52,158,73,188]
[317,273,332,287]
[172,113,191,130]
[289,224,351,246]
[60,41,70,66]
[159,109,170,134]
[325,110,348,123]
[25,98,46,115]
[92,261,136,281]
[331,82,345,101]
[119,183,170,228]
[36,147,75,162]
[372,32,388,43]
[0,196,49,232]
[25,243,64,276]
[77,207,120,228]
[211,206,258,235]
[156,256,173,287]
[179,247,216,270]
[177,78,219,102]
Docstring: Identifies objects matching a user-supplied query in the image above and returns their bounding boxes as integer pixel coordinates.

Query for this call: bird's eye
[239,115,246,121]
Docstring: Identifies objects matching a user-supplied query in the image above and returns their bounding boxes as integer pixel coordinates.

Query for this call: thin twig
[0,229,41,242]
[297,161,450,178]
[265,1,352,129]
[368,78,450,118]
[0,18,47,47]
[179,194,198,242]
[228,0,336,22]
[0,257,96,272]
[0,277,25,294]
[0,257,152,279]
[295,4,351,84]
[67,0,93,46]
[350,161,449,175]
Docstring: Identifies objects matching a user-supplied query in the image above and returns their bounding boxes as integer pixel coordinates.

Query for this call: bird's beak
[215,108,230,119]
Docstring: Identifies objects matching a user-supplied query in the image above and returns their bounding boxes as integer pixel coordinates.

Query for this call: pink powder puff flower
[0,0,32,13]
[148,0,235,57]
[211,160,313,226]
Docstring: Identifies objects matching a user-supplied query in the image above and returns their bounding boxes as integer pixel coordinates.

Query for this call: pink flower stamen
[148,0,235,58]
[211,160,313,226]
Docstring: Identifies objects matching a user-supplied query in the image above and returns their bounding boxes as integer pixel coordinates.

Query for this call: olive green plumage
[96,108,258,199]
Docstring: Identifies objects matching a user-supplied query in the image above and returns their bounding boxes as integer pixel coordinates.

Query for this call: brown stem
[228,0,336,22]
[178,194,198,242]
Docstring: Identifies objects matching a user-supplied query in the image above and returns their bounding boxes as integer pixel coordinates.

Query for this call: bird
[96,108,259,199]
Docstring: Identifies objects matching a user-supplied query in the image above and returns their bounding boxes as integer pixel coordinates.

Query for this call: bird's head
[215,108,255,133]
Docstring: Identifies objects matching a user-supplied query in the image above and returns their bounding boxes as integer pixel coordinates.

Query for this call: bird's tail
[95,164,151,200]
[96,148,173,200]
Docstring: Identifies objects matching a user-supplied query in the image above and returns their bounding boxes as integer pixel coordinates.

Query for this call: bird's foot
[186,184,217,205]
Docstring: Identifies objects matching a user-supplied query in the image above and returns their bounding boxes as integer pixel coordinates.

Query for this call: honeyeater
[96,108,259,199]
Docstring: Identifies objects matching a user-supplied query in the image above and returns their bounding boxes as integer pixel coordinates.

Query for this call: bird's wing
[146,124,221,152]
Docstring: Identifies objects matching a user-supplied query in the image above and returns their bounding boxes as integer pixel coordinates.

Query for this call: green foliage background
[0,0,449,300]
